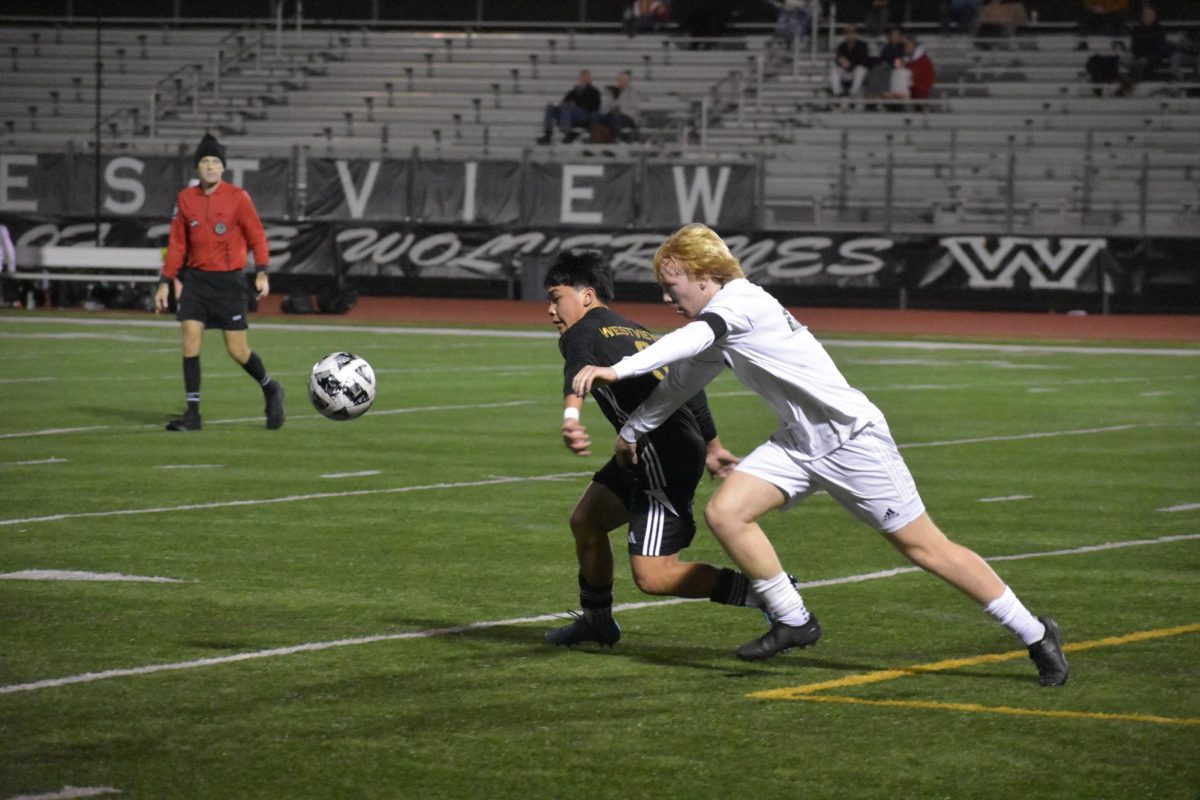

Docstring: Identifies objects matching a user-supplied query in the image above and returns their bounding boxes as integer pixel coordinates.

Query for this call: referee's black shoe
[165,411,201,431]
[264,380,286,430]
[1027,616,1069,686]
[736,615,821,661]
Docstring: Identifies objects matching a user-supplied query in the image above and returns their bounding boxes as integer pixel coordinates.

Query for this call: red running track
[255,296,1200,343]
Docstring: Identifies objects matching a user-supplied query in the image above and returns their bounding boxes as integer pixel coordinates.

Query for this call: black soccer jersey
[559,307,716,445]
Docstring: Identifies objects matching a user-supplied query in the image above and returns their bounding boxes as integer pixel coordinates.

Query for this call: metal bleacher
[0,23,764,156]
[708,30,1200,236]
[1,18,1198,236]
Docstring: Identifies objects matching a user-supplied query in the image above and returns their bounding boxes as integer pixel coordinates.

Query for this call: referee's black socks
[183,355,201,415]
[240,351,272,389]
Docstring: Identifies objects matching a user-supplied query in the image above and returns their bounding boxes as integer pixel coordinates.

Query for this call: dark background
[3,1,1197,26]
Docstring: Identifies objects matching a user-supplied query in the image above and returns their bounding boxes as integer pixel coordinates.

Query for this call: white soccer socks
[752,572,811,627]
[984,586,1047,646]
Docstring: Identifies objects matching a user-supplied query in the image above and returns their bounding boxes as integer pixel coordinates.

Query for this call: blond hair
[652,223,744,284]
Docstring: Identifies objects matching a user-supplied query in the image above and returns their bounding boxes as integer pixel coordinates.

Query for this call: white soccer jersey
[614,278,884,460]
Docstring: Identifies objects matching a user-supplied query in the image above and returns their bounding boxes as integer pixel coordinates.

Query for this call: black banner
[2,152,756,229]
[2,213,1196,310]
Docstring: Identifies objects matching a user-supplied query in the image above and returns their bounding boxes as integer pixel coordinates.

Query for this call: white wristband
[562,407,580,421]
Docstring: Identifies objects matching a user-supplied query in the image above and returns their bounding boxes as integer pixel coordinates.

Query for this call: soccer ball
[308,352,377,420]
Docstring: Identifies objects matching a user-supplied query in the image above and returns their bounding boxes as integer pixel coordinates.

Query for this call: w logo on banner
[938,237,1108,290]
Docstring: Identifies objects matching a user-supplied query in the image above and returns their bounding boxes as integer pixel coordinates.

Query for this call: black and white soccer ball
[308,352,377,420]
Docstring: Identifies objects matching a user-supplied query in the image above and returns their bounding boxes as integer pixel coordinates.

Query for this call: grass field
[1,310,1198,800]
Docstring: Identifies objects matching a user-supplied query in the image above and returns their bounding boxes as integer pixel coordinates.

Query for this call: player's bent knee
[568,510,598,537]
[704,496,744,534]
[630,565,674,596]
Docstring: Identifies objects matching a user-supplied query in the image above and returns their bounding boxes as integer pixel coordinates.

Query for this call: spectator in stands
[768,0,812,50]
[595,70,642,143]
[884,55,913,100]
[974,0,1029,39]
[865,0,892,37]
[538,69,602,145]
[865,26,906,98]
[154,133,284,432]
[1129,5,1173,82]
[903,36,936,99]
[1078,0,1128,39]
[624,0,669,36]
[830,24,871,97]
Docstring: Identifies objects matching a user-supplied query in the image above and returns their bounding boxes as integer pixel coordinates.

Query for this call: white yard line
[901,423,1145,449]
[0,472,593,528]
[320,470,381,479]
[0,422,1189,528]
[1159,503,1200,513]
[1,533,1195,697]
[978,495,1034,503]
[5,787,121,800]
[0,570,187,583]
[154,464,224,470]
[0,400,535,440]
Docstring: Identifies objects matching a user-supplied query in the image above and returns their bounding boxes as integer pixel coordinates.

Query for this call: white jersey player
[572,223,1068,686]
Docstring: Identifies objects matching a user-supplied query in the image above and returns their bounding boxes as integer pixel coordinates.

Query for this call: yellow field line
[787,694,1200,726]
[751,623,1200,708]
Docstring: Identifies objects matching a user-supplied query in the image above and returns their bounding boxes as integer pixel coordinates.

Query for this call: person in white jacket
[571,223,1069,686]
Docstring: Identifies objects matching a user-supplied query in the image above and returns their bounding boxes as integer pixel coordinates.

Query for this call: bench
[8,246,164,284]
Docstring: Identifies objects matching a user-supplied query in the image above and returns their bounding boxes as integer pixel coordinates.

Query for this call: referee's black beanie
[194,133,226,166]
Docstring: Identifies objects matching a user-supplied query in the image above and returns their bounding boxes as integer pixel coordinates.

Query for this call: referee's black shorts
[176,269,251,331]
[592,429,706,558]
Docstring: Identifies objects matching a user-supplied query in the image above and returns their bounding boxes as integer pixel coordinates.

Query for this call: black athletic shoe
[1028,616,1069,687]
[264,380,286,430]
[736,615,821,662]
[545,611,621,647]
[535,133,552,144]
[562,130,580,144]
[165,411,201,431]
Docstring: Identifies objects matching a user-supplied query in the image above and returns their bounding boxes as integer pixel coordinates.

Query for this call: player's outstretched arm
[572,365,617,397]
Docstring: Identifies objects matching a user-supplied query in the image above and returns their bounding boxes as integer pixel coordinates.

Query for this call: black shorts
[176,269,250,331]
[592,431,706,558]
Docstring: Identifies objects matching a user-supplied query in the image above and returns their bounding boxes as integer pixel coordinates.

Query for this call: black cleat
[545,611,621,647]
[535,133,552,144]
[264,380,286,430]
[165,411,201,431]
[562,130,580,144]
[736,615,821,662]
[1028,616,1069,686]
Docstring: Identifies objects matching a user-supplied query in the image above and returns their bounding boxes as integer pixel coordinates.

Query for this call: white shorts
[735,424,925,533]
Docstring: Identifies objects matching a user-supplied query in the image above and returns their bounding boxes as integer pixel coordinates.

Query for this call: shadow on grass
[376,613,893,681]
[75,405,170,424]
[379,613,1038,686]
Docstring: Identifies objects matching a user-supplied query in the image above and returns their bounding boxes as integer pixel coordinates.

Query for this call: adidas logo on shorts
[883,508,898,522]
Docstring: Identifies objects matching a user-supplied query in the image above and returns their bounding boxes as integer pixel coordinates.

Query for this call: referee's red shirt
[162,180,269,280]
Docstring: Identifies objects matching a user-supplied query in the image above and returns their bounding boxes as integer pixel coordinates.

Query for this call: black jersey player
[543,249,768,647]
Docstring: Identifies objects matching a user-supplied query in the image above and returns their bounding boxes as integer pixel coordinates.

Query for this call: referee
[154,133,285,431]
